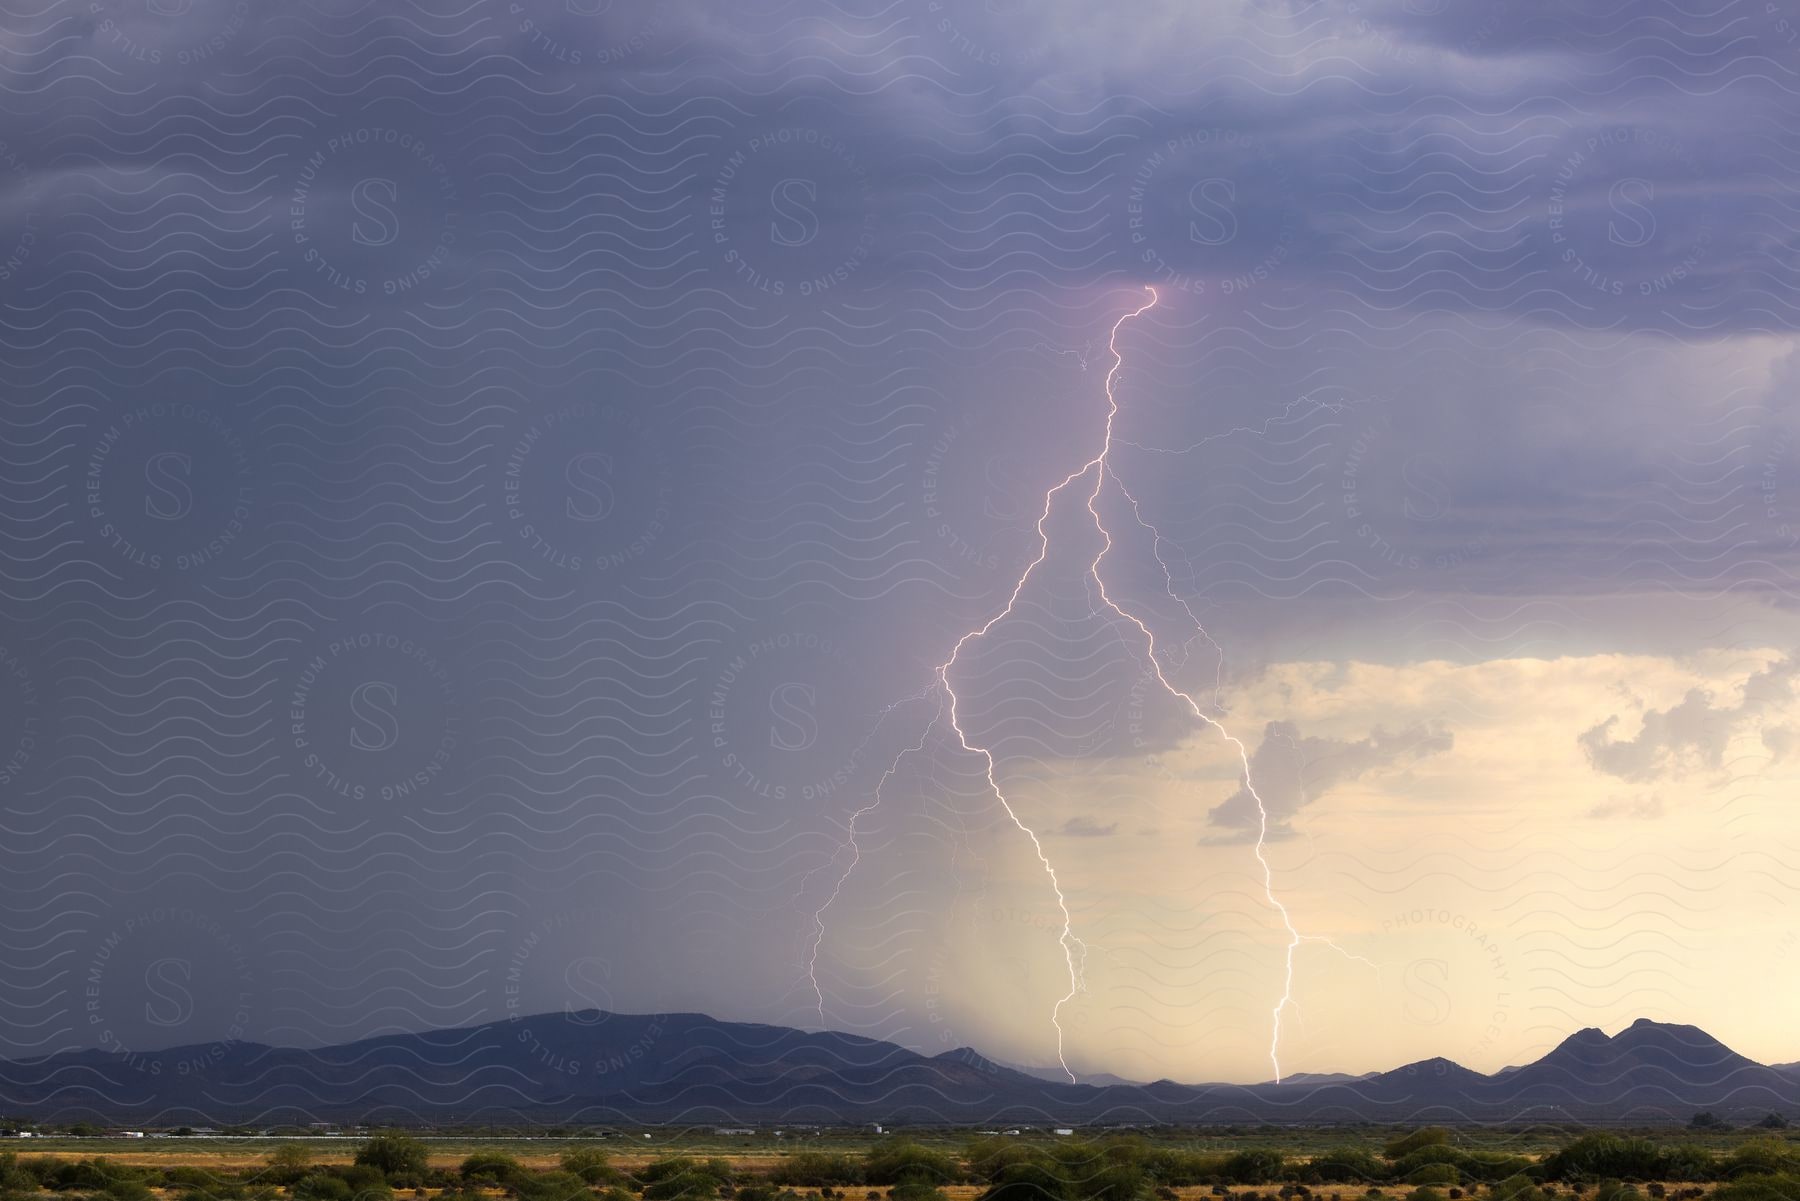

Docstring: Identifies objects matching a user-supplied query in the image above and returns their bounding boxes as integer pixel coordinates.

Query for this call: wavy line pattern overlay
[0,0,1797,1124]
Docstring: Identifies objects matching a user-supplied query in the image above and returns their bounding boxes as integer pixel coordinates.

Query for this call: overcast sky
[2,0,1799,1087]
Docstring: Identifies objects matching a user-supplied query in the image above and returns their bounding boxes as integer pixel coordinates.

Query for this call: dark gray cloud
[1205,718,1455,841]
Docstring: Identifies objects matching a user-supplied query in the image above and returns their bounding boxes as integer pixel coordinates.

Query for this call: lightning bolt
[1078,286,1379,1084]
[809,286,1362,1085]
[806,693,943,1027]
[921,290,1167,1081]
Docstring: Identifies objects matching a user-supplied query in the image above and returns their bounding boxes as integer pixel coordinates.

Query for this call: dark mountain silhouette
[2,1011,1795,1127]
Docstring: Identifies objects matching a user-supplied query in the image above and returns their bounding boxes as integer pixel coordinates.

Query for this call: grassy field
[2,1125,1788,1169]
[4,1124,1798,1201]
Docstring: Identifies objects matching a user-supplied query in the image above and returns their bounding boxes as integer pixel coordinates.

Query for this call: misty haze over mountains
[3,1012,1796,1128]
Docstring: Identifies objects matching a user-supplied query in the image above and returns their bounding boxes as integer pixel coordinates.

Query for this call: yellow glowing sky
[830,648,1800,1084]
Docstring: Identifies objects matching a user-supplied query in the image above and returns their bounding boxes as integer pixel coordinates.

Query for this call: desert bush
[1542,1138,1666,1183]
[1220,1153,1286,1187]
[292,1175,353,1201]
[260,1147,313,1189]
[354,1137,428,1186]
[1082,1164,1151,1201]
[771,1157,860,1189]
[976,1162,1073,1201]
[640,1160,731,1201]
[1458,1157,1535,1186]
[863,1145,957,1188]
[164,1167,227,1192]
[966,1142,1054,1184]
[458,1155,523,1188]
[1386,1133,1453,1161]
[0,1155,36,1197]
[1397,1167,1458,1188]
[513,1170,591,1201]
[1307,1150,1386,1185]
[561,1150,620,1187]
[1722,1142,1799,1180]
[1142,1151,1228,1187]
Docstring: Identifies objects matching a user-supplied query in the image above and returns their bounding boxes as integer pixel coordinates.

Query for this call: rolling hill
[1,1012,1794,1127]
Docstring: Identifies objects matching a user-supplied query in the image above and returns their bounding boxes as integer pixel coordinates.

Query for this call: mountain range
[3,1012,1796,1128]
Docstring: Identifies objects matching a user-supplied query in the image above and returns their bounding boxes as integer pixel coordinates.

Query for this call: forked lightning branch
[809,289,1365,1083]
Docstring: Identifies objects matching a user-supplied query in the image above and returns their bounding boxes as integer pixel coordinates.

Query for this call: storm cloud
[0,0,1797,1085]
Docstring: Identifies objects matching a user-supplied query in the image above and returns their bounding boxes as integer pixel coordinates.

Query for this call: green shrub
[1308,1150,1386,1185]
[260,1147,313,1188]
[1489,1175,1548,1201]
[976,1162,1073,1201]
[966,1141,1053,1184]
[354,1137,428,1185]
[640,1160,700,1187]
[292,1175,353,1201]
[1657,1146,1714,1184]
[513,1170,591,1201]
[1542,1138,1666,1184]
[889,1185,951,1201]
[640,1160,730,1201]
[561,1149,620,1187]
[1386,1133,1453,1161]
[1723,1142,1798,1180]
[1398,1167,1460,1188]
[1,1154,37,1196]
[1084,1164,1151,1201]
[457,1155,523,1187]
[1142,1151,1227,1187]
[1458,1158,1534,1186]
[864,1144,958,1187]
[47,1160,142,1193]
[1221,1153,1285,1187]
[162,1168,225,1191]
[18,1159,67,1189]
[771,1157,861,1189]
[340,1164,390,1196]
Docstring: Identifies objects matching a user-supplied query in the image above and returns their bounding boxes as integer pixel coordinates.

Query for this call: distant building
[714,1128,755,1135]
[1053,1129,1074,1137]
